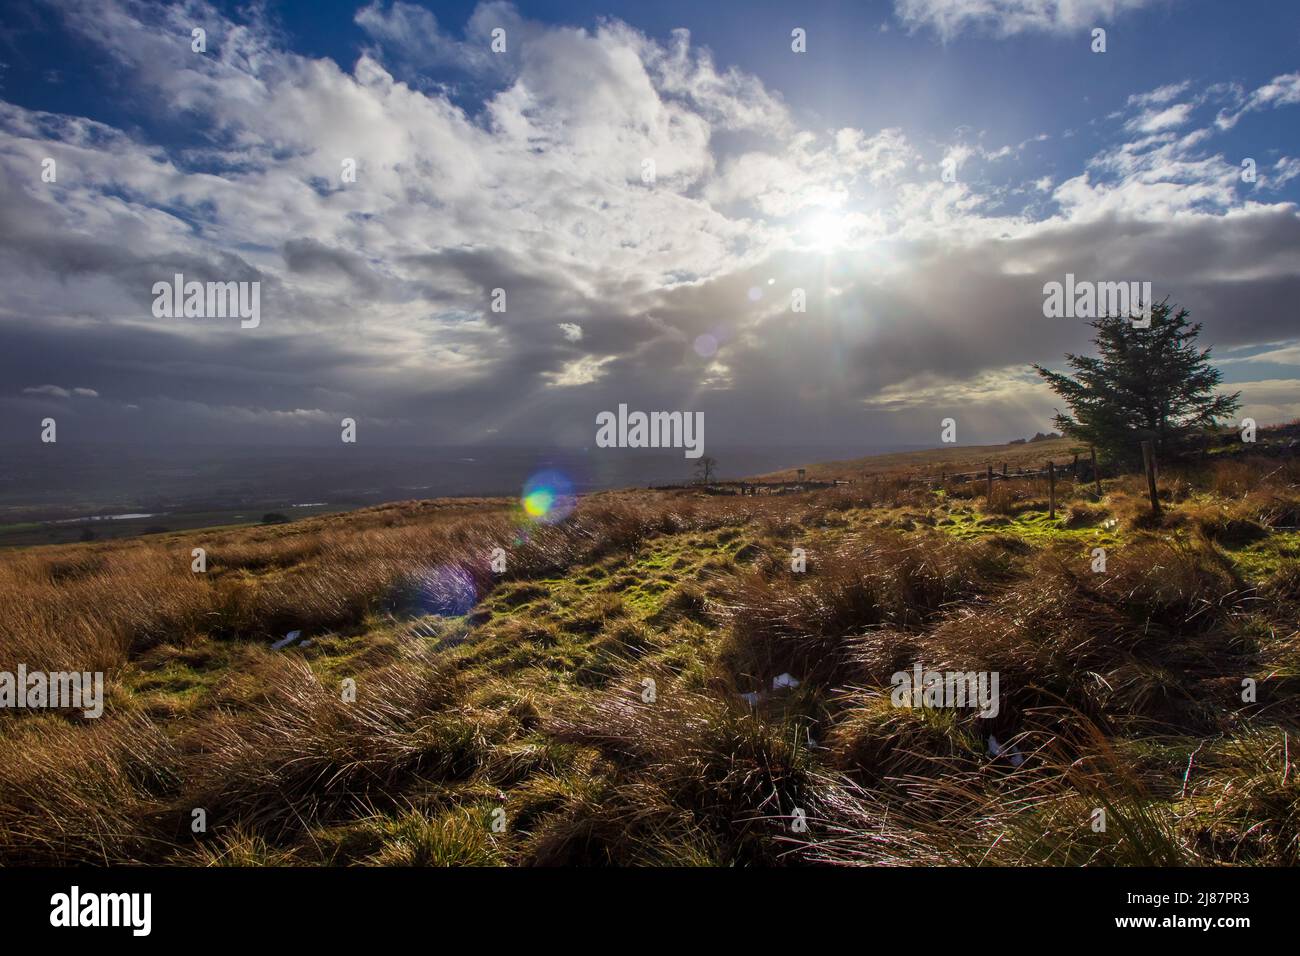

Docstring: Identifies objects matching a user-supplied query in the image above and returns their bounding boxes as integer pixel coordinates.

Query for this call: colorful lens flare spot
[521,470,576,524]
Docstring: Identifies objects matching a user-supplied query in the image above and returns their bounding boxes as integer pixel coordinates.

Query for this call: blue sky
[1,0,1298,448]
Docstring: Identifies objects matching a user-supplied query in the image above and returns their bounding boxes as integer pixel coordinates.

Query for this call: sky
[1,0,1298,450]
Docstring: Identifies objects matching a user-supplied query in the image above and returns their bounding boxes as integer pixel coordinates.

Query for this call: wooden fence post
[1090,446,1101,498]
[1002,462,1007,477]
[1141,440,1161,517]
[1048,461,1056,519]
[986,465,994,500]
[1072,453,1079,480]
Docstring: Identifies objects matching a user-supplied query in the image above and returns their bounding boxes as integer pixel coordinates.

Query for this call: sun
[803,209,851,252]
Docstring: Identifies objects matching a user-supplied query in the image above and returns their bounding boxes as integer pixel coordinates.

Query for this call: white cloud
[705,128,917,218]
[1125,102,1193,134]
[354,1,520,75]
[1216,71,1300,129]
[1126,81,1192,108]
[20,385,98,399]
[1266,157,1300,191]
[1231,379,1300,425]
[1221,343,1300,366]
[894,0,1168,40]
[860,367,1054,410]
[543,355,614,387]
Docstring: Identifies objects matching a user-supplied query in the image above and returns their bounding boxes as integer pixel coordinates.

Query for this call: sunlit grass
[1,451,1296,865]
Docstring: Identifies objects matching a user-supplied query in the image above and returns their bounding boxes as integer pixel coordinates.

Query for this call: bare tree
[694,455,718,484]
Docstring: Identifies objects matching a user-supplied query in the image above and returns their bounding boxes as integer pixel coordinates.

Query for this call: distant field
[0,504,347,549]
[0,431,1270,548]
[762,437,1081,482]
[0,440,1078,548]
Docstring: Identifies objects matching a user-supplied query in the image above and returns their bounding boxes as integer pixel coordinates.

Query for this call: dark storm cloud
[283,238,382,295]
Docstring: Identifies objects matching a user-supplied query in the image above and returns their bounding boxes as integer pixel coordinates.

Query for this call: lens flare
[521,469,576,524]
[523,488,554,517]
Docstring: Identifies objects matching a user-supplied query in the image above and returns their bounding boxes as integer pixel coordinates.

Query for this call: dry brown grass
[181,649,484,838]
[711,530,1015,691]
[0,712,181,864]
[0,447,1295,867]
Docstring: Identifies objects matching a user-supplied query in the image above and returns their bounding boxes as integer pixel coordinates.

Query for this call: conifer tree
[1033,301,1240,464]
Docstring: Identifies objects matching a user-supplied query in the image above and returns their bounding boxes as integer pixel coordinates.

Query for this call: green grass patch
[1222,529,1300,581]
[936,507,1123,551]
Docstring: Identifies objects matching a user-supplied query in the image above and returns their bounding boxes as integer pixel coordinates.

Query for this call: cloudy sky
[1,0,1298,449]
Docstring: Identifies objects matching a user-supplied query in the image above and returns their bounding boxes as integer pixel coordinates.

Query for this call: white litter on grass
[988,734,1025,767]
[740,691,762,707]
[271,630,302,650]
[772,672,801,690]
[299,639,313,648]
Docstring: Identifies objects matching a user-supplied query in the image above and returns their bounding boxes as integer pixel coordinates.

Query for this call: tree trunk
[1141,440,1161,517]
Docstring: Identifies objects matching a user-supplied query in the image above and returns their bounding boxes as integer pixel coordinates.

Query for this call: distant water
[52,512,161,523]
[0,442,917,523]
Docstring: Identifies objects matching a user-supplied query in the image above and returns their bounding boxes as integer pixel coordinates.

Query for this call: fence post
[1090,446,1101,498]
[1002,462,1007,477]
[1072,453,1079,480]
[1141,440,1161,517]
[986,465,994,500]
[1048,461,1056,519]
